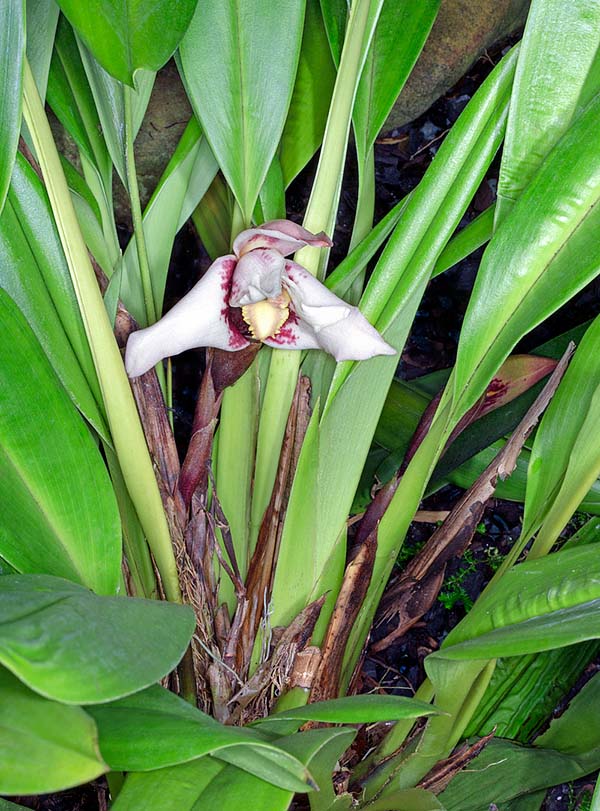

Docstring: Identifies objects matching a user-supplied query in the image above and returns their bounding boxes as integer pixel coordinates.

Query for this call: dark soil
[10,37,599,811]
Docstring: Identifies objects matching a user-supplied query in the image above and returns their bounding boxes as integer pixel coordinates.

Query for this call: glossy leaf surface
[0,667,106,795]
[280,0,336,185]
[433,544,600,659]
[496,0,600,224]
[452,91,600,423]
[270,47,517,633]
[353,0,439,161]
[0,292,120,592]
[25,0,60,101]
[56,0,199,84]
[0,0,25,215]
[120,118,219,324]
[88,685,317,791]
[0,154,108,439]
[523,314,600,551]
[112,729,353,811]
[0,575,195,703]
[179,0,306,221]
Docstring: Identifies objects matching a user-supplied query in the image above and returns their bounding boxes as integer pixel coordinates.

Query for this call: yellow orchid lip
[242,291,291,341]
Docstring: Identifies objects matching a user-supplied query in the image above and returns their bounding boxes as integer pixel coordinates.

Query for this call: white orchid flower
[125,220,395,378]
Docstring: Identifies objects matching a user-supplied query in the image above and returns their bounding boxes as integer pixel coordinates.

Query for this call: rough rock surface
[384,0,530,131]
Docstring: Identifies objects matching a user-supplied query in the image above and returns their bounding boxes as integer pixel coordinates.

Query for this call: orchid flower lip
[124,220,395,378]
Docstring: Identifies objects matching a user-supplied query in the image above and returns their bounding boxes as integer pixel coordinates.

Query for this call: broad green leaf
[47,16,111,183]
[445,675,600,809]
[353,0,439,161]
[280,0,336,186]
[255,694,438,737]
[55,0,199,85]
[25,0,60,101]
[120,117,219,324]
[255,155,286,222]
[111,759,226,811]
[0,799,35,811]
[452,89,600,424]
[24,55,183,607]
[191,172,233,261]
[270,47,517,634]
[0,574,195,703]
[193,729,354,811]
[0,0,24,215]
[0,292,120,593]
[0,153,108,439]
[88,684,318,792]
[523,314,600,552]
[179,0,306,221]
[0,667,107,795]
[466,642,600,741]
[496,0,600,225]
[367,789,445,811]
[112,729,353,811]
[433,544,600,658]
[77,38,155,188]
[439,737,600,811]
[319,0,347,65]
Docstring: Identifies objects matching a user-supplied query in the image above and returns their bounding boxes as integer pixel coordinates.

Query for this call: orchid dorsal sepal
[125,220,396,378]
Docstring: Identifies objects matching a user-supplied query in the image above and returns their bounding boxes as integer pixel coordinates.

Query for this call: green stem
[349,144,375,252]
[22,59,182,605]
[347,144,375,304]
[250,0,384,548]
[124,84,157,326]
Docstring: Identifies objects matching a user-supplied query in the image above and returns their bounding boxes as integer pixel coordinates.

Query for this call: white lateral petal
[125,255,249,377]
[282,261,396,362]
[229,249,285,306]
[315,310,397,362]
[233,219,332,258]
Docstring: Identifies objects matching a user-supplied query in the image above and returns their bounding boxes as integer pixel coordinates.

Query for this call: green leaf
[523,314,600,553]
[88,685,319,792]
[55,0,199,85]
[367,788,445,811]
[112,729,353,811]
[280,0,336,186]
[0,0,25,215]
[0,799,36,811]
[432,205,494,277]
[353,0,439,161]
[193,729,354,810]
[433,544,600,660]
[256,694,438,736]
[47,16,112,183]
[319,0,347,65]
[120,117,219,324]
[496,0,600,225]
[24,54,183,606]
[0,153,109,439]
[179,0,306,221]
[0,574,195,703]
[25,0,60,102]
[439,737,600,811]
[0,291,120,592]
[111,759,226,811]
[0,667,107,795]
[452,88,600,424]
[77,38,155,189]
[270,47,517,637]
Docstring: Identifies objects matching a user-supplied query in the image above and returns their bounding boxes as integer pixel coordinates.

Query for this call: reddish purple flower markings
[125,220,396,378]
